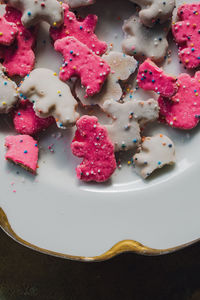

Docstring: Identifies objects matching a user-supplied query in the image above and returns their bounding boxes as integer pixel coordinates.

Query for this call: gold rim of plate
[0,208,198,261]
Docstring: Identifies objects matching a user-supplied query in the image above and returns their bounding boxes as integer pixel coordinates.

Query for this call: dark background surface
[0,229,200,300]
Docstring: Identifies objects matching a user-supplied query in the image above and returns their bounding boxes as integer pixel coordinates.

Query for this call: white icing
[0,68,18,113]
[3,0,63,27]
[64,0,95,8]
[75,51,137,109]
[133,134,176,178]
[18,68,79,128]
[103,99,159,152]
[122,15,170,63]
[130,0,175,27]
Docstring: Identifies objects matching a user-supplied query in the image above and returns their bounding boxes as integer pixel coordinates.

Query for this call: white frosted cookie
[122,15,170,63]
[64,0,95,8]
[3,0,63,27]
[18,68,79,128]
[103,99,159,152]
[133,134,176,178]
[0,68,18,113]
[75,52,137,109]
[130,0,175,28]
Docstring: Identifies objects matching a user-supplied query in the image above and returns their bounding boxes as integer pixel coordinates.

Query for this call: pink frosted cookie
[71,116,116,182]
[50,4,107,56]
[13,100,55,135]
[159,72,200,130]
[0,7,37,77]
[0,16,18,46]
[137,59,177,98]
[172,3,200,69]
[54,36,110,97]
[5,135,39,174]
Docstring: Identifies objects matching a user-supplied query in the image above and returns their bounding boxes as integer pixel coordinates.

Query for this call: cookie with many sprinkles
[71,115,116,182]
[0,6,37,77]
[137,59,177,98]
[159,72,200,130]
[50,3,107,56]
[54,36,110,97]
[172,3,200,69]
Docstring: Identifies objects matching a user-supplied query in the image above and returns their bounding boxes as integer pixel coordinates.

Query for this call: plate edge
[0,207,198,262]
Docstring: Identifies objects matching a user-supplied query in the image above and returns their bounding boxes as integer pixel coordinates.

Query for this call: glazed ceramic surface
[0,0,200,260]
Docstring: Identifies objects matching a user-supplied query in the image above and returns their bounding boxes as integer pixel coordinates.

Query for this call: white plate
[0,0,199,261]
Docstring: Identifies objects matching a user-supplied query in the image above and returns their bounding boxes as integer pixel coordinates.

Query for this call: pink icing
[13,100,55,135]
[54,36,110,97]
[0,7,37,77]
[50,4,107,56]
[159,72,200,129]
[0,16,18,46]
[5,135,39,173]
[71,116,116,182]
[137,59,177,98]
[172,3,200,69]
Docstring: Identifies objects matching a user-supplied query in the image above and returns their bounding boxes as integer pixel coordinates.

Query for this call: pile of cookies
[1,0,198,182]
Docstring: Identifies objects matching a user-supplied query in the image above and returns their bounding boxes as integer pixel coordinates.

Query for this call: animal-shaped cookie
[5,134,39,174]
[130,0,175,28]
[64,0,95,8]
[54,36,110,97]
[18,68,79,128]
[0,16,18,46]
[13,100,55,135]
[2,0,63,28]
[172,3,200,69]
[71,115,116,182]
[0,7,37,77]
[133,134,176,178]
[50,4,107,56]
[159,72,200,130]
[137,59,177,98]
[75,52,137,108]
[0,68,18,113]
[103,99,159,152]
[122,15,170,63]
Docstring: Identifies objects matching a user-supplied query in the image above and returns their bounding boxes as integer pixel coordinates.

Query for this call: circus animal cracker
[65,0,95,8]
[159,72,200,130]
[2,0,63,28]
[0,16,18,46]
[50,4,107,56]
[133,134,176,178]
[172,3,200,69]
[103,99,159,152]
[137,59,177,98]
[71,116,116,182]
[5,135,39,174]
[0,7,37,77]
[13,100,55,135]
[130,0,175,28]
[54,36,110,97]
[122,16,170,63]
[75,52,137,108]
[0,68,18,113]
[18,68,79,128]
